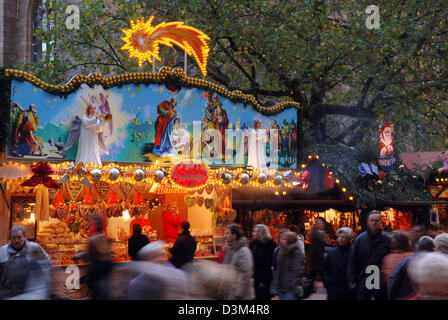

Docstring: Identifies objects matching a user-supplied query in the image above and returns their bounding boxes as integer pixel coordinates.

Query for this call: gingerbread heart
[196,196,204,207]
[205,184,213,195]
[205,198,214,209]
[184,195,195,207]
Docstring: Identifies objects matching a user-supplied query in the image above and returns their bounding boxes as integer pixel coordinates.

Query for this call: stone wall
[0,0,36,68]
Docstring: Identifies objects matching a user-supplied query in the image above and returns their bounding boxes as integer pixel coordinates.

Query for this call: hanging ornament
[258,173,267,184]
[59,162,75,184]
[205,198,214,209]
[184,195,195,207]
[90,169,102,182]
[109,167,120,181]
[59,174,70,184]
[205,184,214,195]
[154,169,165,182]
[196,196,204,207]
[283,170,294,182]
[240,173,250,185]
[274,174,283,186]
[94,180,110,198]
[134,169,146,182]
[221,173,232,184]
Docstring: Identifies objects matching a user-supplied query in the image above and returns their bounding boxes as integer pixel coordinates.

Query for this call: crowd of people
[1,210,448,300]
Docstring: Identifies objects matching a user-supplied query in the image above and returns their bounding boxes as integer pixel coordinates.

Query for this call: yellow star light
[121,16,210,77]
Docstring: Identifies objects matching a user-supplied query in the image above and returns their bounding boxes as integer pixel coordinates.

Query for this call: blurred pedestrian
[348,210,390,300]
[128,241,188,299]
[86,213,113,300]
[128,224,150,261]
[388,235,434,300]
[381,231,413,288]
[270,231,305,300]
[287,224,305,259]
[250,224,276,300]
[434,233,448,255]
[169,221,197,269]
[408,252,448,300]
[0,226,50,299]
[272,228,290,273]
[310,217,328,281]
[128,241,168,299]
[322,227,355,300]
[182,260,237,299]
[223,223,255,300]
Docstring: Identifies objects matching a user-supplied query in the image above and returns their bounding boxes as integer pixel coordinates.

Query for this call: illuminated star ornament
[121,16,210,77]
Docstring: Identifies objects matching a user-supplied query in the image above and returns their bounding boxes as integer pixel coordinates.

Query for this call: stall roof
[399,151,444,170]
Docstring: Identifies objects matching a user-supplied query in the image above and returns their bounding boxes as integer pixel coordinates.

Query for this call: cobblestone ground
[304,281,327,300]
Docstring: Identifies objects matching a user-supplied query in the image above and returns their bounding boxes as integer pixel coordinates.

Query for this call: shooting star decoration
[120,16,210,77]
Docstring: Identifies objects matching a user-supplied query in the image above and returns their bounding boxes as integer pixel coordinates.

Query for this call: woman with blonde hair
[250,224,277,300]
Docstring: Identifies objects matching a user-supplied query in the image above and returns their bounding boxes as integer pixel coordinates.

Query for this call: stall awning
[399,151,444,170]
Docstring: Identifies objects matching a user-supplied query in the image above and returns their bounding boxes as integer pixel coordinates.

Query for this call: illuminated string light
[120,16,210,77]
[4,68,300,114]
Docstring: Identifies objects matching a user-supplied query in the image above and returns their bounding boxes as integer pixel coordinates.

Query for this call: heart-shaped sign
[226,209,237,222]
[184,195,195,207]
[134,182,147,195]
[196,196,204,207]
[205,198,214,209]
[205,184,213,195]
[120,182,134,201]
[94,180,110,199]
[66,181,83,201]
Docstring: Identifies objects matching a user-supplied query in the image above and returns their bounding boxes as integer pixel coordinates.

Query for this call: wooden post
[184,51,187,76]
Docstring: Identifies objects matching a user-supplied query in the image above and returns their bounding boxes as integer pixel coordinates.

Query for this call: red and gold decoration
[120,16,210,77]
[21,162,60,189]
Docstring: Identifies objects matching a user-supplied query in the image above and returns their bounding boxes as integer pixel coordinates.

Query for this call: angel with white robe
[236,120,268,171]
[61,105,109,166]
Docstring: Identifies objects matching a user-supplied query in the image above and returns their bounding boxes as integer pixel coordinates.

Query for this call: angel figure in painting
[237,120,268,171]
[61,105,109,166]
[81,92,113,136]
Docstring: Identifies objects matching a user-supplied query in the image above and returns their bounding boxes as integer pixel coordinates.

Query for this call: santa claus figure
[379,121,395,171]
[380,122,394,158]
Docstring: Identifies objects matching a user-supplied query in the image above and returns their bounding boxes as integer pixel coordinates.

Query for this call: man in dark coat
[128,224,150,261]
[388,235,434,300]
[348,210,391,300]
[169,221,197,269]
[323,227,355,300]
